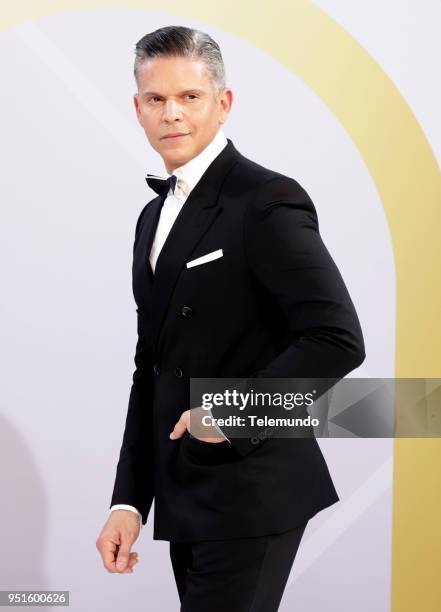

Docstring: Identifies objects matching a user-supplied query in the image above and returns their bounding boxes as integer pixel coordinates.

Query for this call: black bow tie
[145,173,177,197]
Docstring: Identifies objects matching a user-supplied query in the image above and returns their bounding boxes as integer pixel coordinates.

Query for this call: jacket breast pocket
[185,248,224,270]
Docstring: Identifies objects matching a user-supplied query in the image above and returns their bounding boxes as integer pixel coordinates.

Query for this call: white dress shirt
[110,129,228,528]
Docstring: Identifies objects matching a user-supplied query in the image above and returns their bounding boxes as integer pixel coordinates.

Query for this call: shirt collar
[170,129,228,198]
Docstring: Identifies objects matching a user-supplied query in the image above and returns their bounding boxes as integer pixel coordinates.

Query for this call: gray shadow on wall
[0,414,51,610]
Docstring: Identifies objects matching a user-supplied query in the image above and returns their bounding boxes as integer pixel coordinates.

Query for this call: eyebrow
[141,89,205,98]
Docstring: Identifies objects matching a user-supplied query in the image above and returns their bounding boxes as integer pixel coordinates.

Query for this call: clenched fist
[96,510,140,573]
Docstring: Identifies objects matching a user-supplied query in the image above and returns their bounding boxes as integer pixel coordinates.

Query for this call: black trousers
[169,521,308,612]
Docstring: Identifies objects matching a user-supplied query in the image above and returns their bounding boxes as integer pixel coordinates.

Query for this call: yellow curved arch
[2,2,440,610]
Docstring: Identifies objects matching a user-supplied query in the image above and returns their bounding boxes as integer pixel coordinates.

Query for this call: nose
[162,99,183,123]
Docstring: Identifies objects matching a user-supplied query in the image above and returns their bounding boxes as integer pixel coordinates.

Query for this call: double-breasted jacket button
[181,306,193,318]
[174,367,183,378]
[153,363,161,376]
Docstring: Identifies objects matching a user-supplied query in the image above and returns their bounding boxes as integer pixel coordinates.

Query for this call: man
[96,25,365,611]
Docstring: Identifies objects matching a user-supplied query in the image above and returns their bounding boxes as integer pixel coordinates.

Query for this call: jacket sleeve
[220,176,366,457]
[109,211,154,526]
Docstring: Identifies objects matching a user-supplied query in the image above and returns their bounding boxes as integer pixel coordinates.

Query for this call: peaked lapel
[131,193,162,309]
[149,138,241,355]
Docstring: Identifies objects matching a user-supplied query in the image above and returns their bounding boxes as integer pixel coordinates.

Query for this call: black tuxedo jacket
[110,138,365,542]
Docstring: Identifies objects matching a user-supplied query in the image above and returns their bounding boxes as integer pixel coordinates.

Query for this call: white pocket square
[186,249,223,268]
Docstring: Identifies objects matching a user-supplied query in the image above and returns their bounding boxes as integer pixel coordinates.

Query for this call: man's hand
[96,510,140,573]
[170,407,225,443]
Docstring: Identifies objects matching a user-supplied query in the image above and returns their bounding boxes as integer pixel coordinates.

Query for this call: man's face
[134,56,232,173]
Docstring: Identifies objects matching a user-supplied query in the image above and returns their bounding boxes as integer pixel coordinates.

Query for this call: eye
[185,94,198,100]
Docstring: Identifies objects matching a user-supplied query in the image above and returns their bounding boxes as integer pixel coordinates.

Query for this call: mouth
[161,133,190,140]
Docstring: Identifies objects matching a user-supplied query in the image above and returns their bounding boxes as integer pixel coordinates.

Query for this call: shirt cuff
[109,504,143,529]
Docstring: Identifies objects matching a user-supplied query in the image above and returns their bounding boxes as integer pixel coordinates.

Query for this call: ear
[133,93,142,125]
[219,89,233,124]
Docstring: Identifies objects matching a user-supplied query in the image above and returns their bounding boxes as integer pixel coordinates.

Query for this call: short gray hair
[134,25,226,97]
